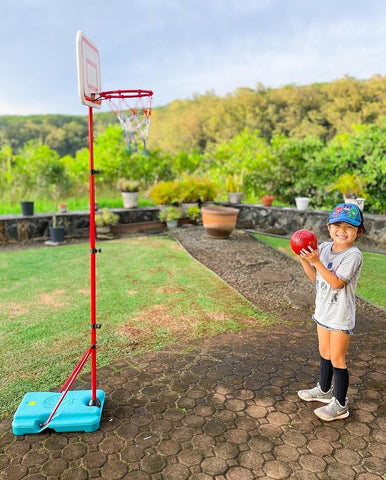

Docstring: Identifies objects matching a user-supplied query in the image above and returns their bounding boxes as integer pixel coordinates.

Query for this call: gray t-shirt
[313,241,363,330]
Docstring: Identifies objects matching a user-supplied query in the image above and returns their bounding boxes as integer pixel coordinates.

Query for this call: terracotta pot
[261,195,274,206]
[201,205,239,239]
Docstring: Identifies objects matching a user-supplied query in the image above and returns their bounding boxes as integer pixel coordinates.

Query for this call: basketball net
[97,89,153,152]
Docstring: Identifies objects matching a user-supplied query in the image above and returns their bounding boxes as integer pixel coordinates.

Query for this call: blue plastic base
[12,390,105,435]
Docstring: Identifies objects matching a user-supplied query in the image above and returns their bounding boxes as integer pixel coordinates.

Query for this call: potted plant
[177,176,200,213]
[185,205,201,224]
[327,173,367,211]
[159,206,182,228]
[38,160,72,243]
[20,201,34,216]
[117,178,140,208]
[150,181,179,209]
[95,208,119,234]
[58,203,67,213]
[201,205,239,239]
[261,194,274,206]
[295,196,311,210]
[226,172,244,204]
[177,176,217,213]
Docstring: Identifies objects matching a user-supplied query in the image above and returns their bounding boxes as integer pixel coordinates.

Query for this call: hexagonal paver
[326,462,356,479]
[238,450,264,470]
[264,459,291,479]
[226,466,254,480]
[300,454,326,473]
[100,460,129,479]
[178,449,203,466]
[334,448,361,466]
[246,405,266,418]
[307,439,333,457]
[140,454,166,474]
[160,464,190,480]
[248,436,273,453]
[274,445,299,462]
[201,457,228,476]
[82,451,107,469]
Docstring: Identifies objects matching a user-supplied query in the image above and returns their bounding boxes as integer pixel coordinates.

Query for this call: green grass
[0,193,156,215]
[251,233,386,309]
[0,235,270,417]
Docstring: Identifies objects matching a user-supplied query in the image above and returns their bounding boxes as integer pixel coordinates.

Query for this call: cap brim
[329,218,361,227]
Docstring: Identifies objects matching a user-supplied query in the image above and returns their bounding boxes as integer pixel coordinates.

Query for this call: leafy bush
[95,208,119,227]
[177,176,217,203]
[150,181,178,205]
[159,206,181,221]
[186,205,201,221]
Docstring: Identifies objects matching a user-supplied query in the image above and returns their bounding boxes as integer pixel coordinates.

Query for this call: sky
[1,0,386,116]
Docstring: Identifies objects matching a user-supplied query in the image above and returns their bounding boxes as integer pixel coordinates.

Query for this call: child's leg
[330,330,351,406]
[317,325,333,392]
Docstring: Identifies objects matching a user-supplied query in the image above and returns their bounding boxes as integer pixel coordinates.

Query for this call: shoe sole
[297,392,332,404]
[314,410,349,421]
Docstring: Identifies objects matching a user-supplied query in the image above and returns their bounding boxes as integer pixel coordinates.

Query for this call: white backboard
[76,31,102,108]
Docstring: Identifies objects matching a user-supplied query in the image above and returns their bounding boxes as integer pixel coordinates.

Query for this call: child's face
[328,222,359,250]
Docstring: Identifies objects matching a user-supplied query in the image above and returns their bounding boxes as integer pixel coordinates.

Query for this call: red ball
[290,229,318,255]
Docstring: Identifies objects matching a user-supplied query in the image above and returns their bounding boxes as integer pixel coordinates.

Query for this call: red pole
[88,106,100,406]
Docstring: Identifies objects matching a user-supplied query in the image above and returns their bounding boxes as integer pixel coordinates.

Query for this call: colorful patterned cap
[328,203,362,227]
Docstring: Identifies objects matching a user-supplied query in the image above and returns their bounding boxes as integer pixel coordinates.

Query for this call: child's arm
[299,256,316,282]
[300,248,346,289]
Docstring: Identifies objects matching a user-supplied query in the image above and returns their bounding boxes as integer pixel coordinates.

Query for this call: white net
[99,90,153,151]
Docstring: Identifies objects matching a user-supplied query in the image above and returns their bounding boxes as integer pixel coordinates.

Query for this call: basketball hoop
[11,32,154,435]
[97,89,153,152]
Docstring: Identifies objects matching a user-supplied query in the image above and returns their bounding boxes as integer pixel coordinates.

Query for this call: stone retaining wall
[0,207,160,245]
[235,204,386,251]
[0,204,385,251]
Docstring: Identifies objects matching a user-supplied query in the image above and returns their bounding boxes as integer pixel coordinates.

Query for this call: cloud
[1,0,386,114]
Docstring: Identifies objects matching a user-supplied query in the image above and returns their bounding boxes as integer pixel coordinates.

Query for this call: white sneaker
[314,397,349,421]
[297,383,333,403]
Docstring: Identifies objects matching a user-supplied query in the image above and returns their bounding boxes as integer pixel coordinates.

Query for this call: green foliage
[116,178,140,192]
[1,76,386,214]
[95,208,119,227]
[150,176,217,205]
[186,205,201,221]
[327,172,366,198]
[150,181,178,205]
[226,171,245,192]
[159,206,182,221]
[177,175,218,203]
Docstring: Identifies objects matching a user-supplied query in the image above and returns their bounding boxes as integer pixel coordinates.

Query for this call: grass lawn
[0,235,271,418]
[251,233,386,309]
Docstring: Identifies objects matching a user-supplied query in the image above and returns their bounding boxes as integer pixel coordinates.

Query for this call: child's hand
[299,246,319,263]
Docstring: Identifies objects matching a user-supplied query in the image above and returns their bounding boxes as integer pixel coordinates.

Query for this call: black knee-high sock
[319,356,333,392]
[333,367,349,406]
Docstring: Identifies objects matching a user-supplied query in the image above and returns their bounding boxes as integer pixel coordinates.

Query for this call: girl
[297,203,365,421]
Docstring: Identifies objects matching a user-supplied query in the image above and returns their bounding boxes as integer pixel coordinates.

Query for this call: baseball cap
[328,203,362,227]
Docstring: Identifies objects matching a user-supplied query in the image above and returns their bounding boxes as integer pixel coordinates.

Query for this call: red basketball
[290,229,318,255]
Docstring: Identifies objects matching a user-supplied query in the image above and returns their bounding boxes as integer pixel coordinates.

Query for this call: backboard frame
[76,31,102,108]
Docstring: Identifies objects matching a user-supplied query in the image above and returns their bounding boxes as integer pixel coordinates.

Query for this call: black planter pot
[49,226,65,243]
[20,201,34,216]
